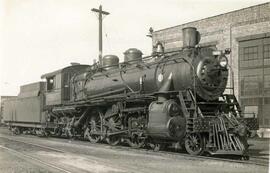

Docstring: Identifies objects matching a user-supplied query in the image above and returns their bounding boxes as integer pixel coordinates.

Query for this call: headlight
[212,50,222,56]
[219,56,228,67]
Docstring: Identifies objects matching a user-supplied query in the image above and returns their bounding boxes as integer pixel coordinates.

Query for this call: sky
[0,0,269,96]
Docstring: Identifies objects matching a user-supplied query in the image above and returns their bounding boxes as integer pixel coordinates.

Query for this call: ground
[0,127,269,173]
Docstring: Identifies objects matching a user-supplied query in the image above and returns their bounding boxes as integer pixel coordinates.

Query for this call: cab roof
[41,64,90,79]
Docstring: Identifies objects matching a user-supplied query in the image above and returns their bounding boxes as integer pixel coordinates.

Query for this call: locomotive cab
[41,64,90,106]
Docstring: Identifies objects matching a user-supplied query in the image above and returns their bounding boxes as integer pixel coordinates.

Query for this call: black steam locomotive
[3,27,258,157]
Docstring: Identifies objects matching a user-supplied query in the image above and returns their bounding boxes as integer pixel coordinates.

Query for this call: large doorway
[239,36,270,128]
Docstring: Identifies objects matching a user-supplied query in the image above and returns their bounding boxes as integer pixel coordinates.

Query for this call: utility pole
[91,5,110,66]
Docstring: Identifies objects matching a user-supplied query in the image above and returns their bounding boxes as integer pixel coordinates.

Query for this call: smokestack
[182,27,200,48]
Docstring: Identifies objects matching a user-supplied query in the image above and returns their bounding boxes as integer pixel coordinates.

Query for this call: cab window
[47,76,55,91]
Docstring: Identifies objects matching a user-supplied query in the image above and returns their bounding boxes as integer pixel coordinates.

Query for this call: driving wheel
[184,133,205,155]
[126,134,145,148]
[85,113,102,143]
[105,108,122,146]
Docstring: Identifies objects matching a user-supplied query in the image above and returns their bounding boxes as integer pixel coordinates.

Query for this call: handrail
[89,50,183,72]
[119,68,135,93]
[227,64,235,95]
[181,57,198,117]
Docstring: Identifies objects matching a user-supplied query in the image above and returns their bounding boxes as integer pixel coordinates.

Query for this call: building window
[264,118,269,126]
[239,37,270,127]
[263,67,270,95]
[264,44,270,58]
[264,74,270,93]
[241,75,262,96]
[264,44,270,66]
[264,97,270,104]
[240,46,262,68]
[244,106,258,118]
[243,46,258,61]
[241,98,262,105]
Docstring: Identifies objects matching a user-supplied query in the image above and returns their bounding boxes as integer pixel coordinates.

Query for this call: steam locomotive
[3,27,258,157]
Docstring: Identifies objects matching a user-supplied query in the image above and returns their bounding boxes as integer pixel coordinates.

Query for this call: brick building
[152,3,270,128]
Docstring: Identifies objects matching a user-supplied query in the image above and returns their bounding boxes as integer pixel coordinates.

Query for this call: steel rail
[0,135,147,173]
[0,145,73,173]
[0,136,65,153]
[107,142,269,167]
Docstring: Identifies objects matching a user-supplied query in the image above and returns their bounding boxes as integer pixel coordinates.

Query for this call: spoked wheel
[54,127,62,137]
[106,135,121,146]
[36,128,49,137]
[84,114,102,143]
[12,127,21,135]
[184,133,205,155]
[65,127,75,139]
[149,143,166,151]
[105,108,122,146]
[126,135,145,148]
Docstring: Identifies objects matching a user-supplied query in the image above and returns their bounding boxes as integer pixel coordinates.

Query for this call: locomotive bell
[182,27,200,48]
[156,42,164,54]
[124,48,143,63]
[102,55,119,70]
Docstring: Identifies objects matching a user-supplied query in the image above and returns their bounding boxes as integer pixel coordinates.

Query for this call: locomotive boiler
[73,28,228,102]
[3,27,258,158]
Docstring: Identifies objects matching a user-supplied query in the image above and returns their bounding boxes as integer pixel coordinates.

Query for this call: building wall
[152,3,270,127]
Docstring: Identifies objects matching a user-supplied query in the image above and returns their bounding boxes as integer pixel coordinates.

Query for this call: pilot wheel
[184,133,205,155]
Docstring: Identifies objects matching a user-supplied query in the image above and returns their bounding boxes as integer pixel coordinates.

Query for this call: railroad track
[43,135,270,167]
[158,149,269,167]
[0,134,268,167]
[0,135,147,173]
[0,144,73,173]
[102,141,269,167]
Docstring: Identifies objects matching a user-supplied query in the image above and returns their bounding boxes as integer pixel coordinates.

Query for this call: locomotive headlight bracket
[218,55,228,68]
[212,50,228,67]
